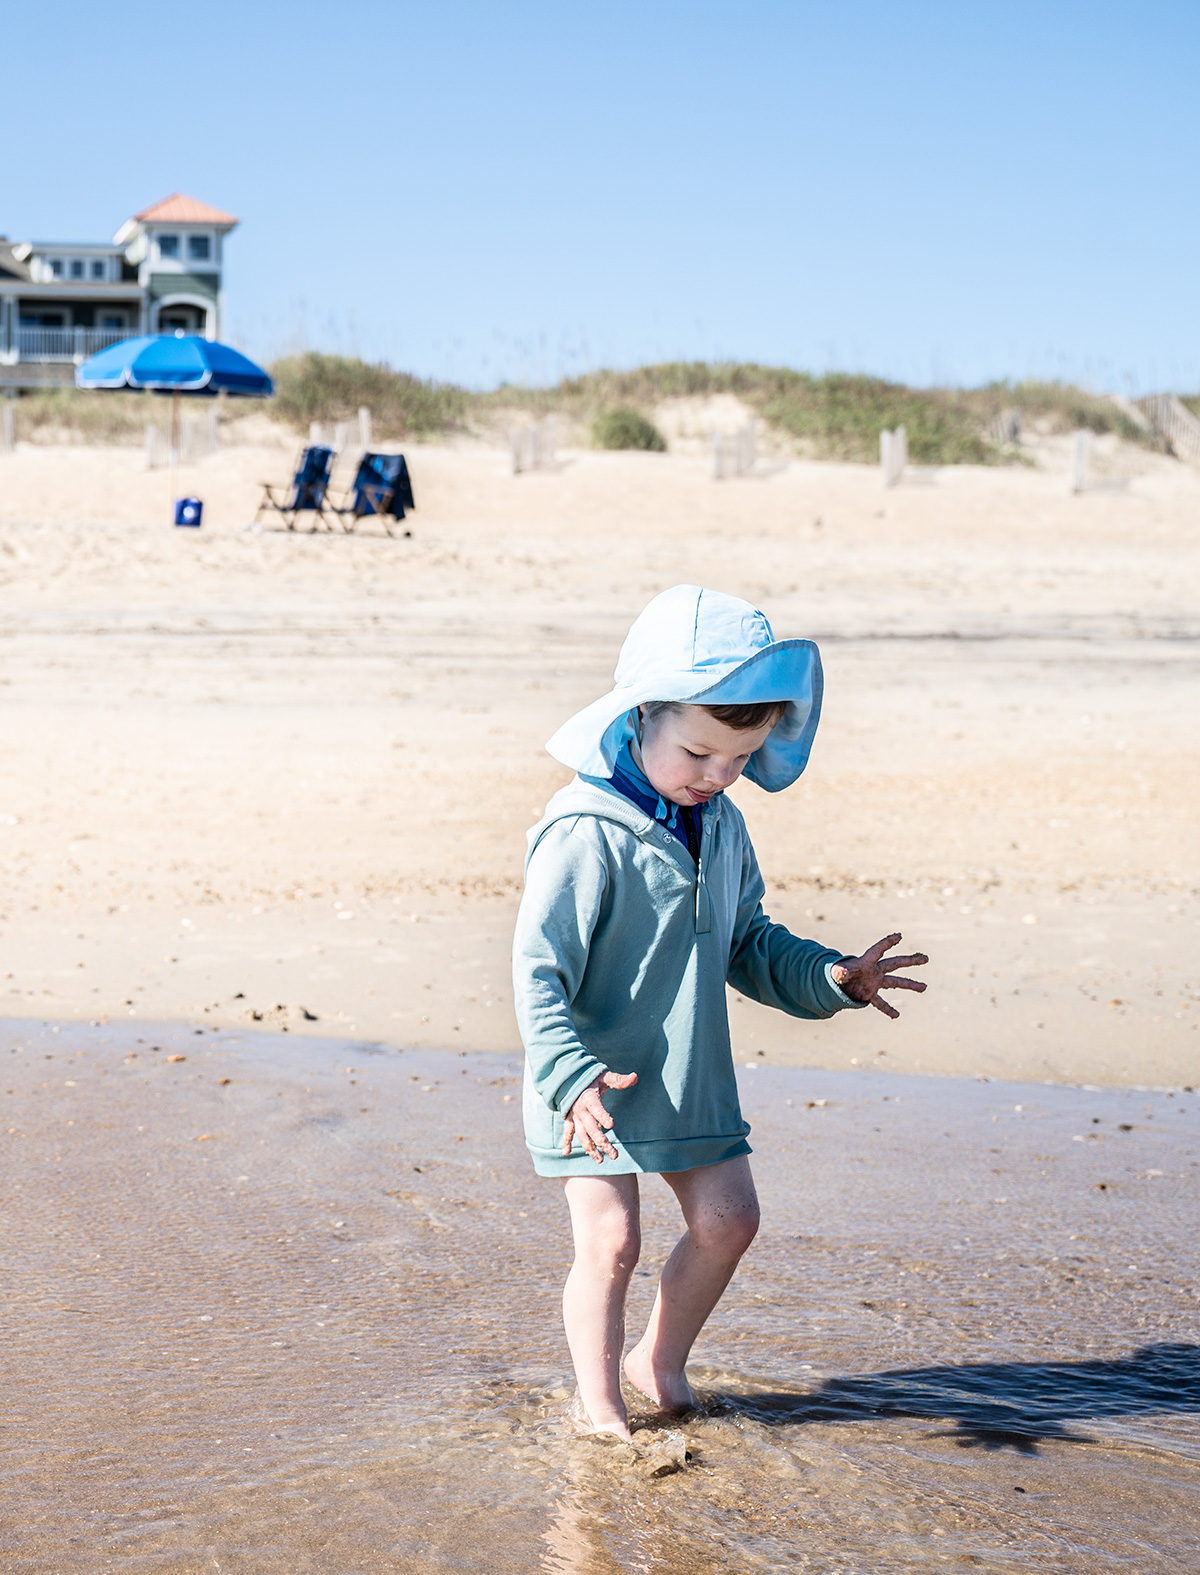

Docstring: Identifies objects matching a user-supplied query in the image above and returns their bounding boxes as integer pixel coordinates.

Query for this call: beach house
[0,194,238,390]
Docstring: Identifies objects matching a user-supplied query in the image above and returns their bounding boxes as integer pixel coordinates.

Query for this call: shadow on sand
[713,1342,1200,1454]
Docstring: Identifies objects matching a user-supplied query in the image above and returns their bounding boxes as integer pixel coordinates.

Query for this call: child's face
[637,704,775,807]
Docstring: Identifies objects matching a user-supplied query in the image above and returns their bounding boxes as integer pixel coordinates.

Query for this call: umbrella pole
[168,390,180,525]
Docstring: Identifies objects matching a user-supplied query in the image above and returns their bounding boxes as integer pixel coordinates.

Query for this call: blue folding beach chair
[332,451,415,536]
[255,445,337,531]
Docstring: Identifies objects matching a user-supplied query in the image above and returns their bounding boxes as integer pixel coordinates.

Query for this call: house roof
[0,243,31,282]
[132,193,238,226]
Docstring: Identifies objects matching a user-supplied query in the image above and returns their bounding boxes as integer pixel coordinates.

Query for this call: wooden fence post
[880,425,906,487]
[1072,430,1091,494]
[358,407,372,449]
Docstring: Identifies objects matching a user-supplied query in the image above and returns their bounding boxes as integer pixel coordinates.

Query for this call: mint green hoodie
[514,585,866,1178]
[514,776,863,1176]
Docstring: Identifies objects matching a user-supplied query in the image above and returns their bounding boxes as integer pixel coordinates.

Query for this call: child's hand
[562,1069,639,1162]
[830,933,928,1019]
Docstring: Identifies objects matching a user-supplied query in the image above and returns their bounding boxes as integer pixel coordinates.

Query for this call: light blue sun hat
[546,585,823,792]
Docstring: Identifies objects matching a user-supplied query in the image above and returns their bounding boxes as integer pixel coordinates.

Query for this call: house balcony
[1,325,139,366]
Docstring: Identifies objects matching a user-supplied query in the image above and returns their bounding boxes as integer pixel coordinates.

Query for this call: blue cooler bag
[175,498,203,528]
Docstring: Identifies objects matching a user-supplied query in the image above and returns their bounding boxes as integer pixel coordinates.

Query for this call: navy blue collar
[609,742,704,857]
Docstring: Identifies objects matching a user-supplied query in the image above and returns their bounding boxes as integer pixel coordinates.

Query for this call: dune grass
[4,355,1177,463]
[477,364,1157,463]
[4,387,156,444]
[268,353,466,439]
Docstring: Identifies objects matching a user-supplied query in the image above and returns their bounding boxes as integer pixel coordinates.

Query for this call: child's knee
[582,1215,641,1274]
[607,1219,642,1272]
[696,1201,759,1259]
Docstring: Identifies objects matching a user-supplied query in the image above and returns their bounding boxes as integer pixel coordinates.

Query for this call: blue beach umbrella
[76,334,274,522]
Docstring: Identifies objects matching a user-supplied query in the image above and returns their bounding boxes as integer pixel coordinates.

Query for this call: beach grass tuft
[590,406,667,452]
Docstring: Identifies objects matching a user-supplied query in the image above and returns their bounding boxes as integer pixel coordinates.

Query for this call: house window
[187,235,211,262]
[91,259,106,280]
[158,234,180,259]
[49,259,64,278]
[70,259,84,279]
[101,315,125,329]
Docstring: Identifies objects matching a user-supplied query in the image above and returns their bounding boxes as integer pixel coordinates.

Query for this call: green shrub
[590,406,667,452]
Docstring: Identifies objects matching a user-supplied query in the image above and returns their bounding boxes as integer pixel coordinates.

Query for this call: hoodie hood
[546,585,823,792]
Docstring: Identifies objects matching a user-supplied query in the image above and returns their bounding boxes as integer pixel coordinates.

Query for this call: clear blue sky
[7,1,1197,391]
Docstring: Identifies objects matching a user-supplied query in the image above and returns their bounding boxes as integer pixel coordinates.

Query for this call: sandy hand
[831,933,929,1019]
[562,1069,639,1162]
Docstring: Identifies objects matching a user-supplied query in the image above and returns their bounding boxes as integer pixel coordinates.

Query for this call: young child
[513,585,927,1440]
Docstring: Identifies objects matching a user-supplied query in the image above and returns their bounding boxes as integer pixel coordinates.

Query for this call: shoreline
[3,880,1197,1089]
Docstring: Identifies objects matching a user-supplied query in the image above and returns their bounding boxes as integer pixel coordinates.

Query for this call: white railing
[1134,394,1200,461]
[15,326,137,363]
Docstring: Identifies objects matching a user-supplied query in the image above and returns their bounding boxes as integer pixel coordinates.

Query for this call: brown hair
[644,699,787,731]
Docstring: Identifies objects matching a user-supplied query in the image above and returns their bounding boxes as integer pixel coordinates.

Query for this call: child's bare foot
[586,1415,633,1442]
[622,1344,695,1413]
[566,1390,633,1442]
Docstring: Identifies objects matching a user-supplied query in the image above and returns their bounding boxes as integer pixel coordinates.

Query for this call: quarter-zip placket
[694,814,712,934]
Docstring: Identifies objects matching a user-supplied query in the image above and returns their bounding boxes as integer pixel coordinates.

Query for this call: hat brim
[546,638,822,792]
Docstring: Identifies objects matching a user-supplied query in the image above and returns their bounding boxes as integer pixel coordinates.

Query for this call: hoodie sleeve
[726,830,867,1019]
[512,817,611,1114]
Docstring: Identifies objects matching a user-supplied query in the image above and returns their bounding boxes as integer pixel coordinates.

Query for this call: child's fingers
[869,994,901,1019]
[601,1070,638,1091]
[580,1120,618,1162]
[879,975,926,992]
[881,952,928,972]
[591,1117,619,1159]
[863,933,902,962]
[561,1116,575,1155]
[574,1097,619,1161]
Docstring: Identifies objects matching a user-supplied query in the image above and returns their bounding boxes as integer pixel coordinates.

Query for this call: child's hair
[644,699,787,731]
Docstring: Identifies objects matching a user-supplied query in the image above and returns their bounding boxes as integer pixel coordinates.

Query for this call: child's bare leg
[623,1155,759,1410]
[562,1173,641,1439]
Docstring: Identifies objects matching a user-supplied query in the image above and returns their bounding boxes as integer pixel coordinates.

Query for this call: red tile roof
[132,194,238,225]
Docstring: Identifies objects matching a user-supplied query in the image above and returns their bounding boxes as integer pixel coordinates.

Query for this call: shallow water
[2,1018,1197,1572]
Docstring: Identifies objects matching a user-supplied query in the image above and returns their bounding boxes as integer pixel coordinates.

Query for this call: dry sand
[0,433,1198,1086]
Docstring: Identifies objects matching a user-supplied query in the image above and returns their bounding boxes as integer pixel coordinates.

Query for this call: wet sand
[3,1017,1198,1571]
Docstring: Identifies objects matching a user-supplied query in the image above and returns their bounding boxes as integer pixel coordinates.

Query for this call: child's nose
[707,760,741,788]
